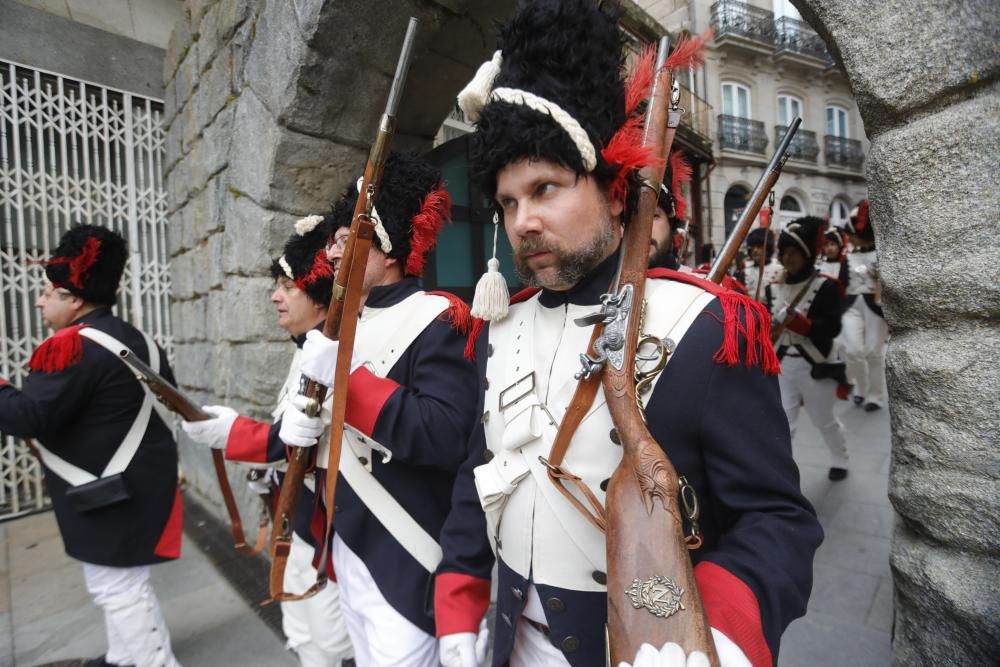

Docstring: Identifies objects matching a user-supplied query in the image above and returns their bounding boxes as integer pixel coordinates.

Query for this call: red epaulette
[28,323,89,373]
[426,290,473,336]
[647,268,780,375]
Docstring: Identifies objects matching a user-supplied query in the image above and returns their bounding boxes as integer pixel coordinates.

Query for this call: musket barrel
[384,17,419,119]
[707,116,800,284]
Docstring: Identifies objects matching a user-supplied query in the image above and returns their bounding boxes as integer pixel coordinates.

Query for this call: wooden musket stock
[268,17,420,602]
[604,38,719,666]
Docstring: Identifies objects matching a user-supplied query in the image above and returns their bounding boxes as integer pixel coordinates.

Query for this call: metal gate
[0,60,172,519]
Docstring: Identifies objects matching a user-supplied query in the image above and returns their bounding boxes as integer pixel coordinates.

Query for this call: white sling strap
[32,327,162,486]
[338,292,448,572]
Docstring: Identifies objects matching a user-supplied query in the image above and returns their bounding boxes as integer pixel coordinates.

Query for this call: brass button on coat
[546,597,565,612]
[484,449,494,462]
[592,570,607,585]
[561,636,580,652]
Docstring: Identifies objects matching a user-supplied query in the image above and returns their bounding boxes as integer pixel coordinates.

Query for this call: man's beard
[513,215,616,289]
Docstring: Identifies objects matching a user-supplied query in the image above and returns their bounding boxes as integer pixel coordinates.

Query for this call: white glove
[619,642,709,667]
[299,330,364,387]
[439,618,489,667]
[618,630,751,667]
[181,405,238,450]
[278,395,327,448]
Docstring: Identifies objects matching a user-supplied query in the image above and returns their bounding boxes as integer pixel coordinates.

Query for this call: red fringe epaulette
[28,323,89,373]
[648,268,780,375]
[427,291,473,336]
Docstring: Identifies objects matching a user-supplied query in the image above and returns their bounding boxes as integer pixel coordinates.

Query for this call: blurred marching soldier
[181,219,353,667]
[0,225,182,667]
[841,200,888,411]
[433,2,823,666]
[648,152,693,271]
[816,226,849,285]
[743,227,782,303]
[281,153,481,666]
[767,217,851,480]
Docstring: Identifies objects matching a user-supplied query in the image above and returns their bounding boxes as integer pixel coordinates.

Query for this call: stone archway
[163,1,998,663]
[788,2,999,662]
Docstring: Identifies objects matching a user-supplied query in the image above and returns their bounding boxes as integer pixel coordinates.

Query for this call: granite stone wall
[793,1,1000,663]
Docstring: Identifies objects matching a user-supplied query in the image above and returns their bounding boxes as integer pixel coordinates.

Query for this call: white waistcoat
[846,251,878,295]
[744,261,783,301]
[476,279,715,592]
[770,275,832,364]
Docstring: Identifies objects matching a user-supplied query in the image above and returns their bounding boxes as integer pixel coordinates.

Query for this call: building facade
[639,0,868,247]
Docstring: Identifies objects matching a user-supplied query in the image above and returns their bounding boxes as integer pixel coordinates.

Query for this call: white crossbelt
[31,327,167,486]
[336,292,448,572]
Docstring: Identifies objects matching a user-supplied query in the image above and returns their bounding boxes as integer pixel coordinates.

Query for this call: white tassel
[470,213,509,321]
[458,51,503,123]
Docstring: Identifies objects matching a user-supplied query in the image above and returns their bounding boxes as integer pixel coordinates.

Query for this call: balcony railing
[712,1,834,66]
[711,0,777,48]
[718,115,768,154]
[774,17,833,64]
[825,135,865,171]
[678,80,713,142]
[775,125,820,162]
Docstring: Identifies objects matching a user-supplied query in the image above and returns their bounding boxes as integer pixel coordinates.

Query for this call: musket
[592,37,721,665]
[116,349,269,555]
[708,118,800,283]
[753,191,776,302]
[770,268,821,343]
[268,17,420,601]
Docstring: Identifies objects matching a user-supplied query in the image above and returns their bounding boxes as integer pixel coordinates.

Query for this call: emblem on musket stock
[626,576,686,618]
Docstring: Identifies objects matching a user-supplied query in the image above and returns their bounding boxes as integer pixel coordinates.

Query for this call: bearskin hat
[824,227,844,248]
[779,216,827,261]
[43,225,126,306]
[270,215,335,307]
[847,199,874,242]
[327,152,451,277]
[466,0,626,198]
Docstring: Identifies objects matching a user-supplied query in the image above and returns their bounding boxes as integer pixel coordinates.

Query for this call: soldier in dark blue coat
[181,217,354,667]
[766,217,851,481]
[0,225,182,667]
[433,2,823,666]
[279,153,482,666]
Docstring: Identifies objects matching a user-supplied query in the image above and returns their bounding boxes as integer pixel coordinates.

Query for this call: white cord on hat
[457,51,598,172]
[356,177,393,254]
[784,223,812,257]
[294,215,323,236]
[278,255,295,280]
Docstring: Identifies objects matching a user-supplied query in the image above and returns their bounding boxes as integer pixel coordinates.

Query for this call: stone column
[793,1,1000,663]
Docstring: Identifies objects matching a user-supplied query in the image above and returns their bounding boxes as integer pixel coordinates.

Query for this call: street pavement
[0,399,893,667]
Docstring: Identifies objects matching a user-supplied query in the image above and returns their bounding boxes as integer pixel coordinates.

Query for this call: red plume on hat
[854,199,870,233]
[670,150,693,219]
[296,249,335,291]
[405,184,451,277]
[600,31,710,206]
[41,237,102,289]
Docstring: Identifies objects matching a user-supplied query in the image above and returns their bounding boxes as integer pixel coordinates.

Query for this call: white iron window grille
[0,60,172,520]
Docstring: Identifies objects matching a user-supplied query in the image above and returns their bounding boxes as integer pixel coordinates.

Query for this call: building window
[777,95,802,127]
[722,82,751,119]
[778,193,804,228]
[826,105,849,138]
[724,185,750,239]
[830,198,851,228]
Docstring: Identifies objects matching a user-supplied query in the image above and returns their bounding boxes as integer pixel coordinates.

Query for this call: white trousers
[510,619,568,667]
[779,355,849,468]
[282,533,355,666]
[331,534,437,667]
[82,563,181,667]
[841,298,889,406]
